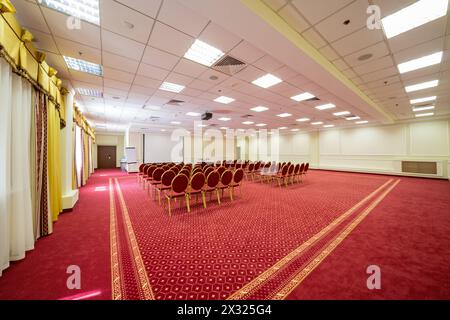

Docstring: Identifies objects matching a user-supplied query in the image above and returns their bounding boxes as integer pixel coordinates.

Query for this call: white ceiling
[266,0,450,121]
[11,0,450,133]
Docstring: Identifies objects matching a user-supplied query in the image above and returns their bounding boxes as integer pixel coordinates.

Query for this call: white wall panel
[144,134,183,163]
[409,121,449,156]
[319,130,340,155]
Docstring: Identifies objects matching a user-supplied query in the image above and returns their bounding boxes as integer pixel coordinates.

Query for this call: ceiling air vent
[305,97,320,101]
[166,99,185,106]
[241,114,254,118]
[149,116,160,121]
[212,55,246,76]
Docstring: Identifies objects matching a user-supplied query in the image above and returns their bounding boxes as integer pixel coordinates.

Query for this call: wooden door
[97,146,117,169]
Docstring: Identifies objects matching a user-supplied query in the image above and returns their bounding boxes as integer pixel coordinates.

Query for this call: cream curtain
[0,58,35,275]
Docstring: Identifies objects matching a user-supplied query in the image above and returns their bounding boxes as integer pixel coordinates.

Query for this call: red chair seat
[164,190,186,198]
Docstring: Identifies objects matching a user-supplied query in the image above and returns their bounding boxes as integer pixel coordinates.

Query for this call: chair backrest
[254,162,261,171]
[293,164,300,174]
[179,169,190,178]
[204,166,214,177]
[192,168,202,176]
[206,171,220,188]
[288,164,295,175]
[152,168,164,181]
[233,168,244,184]
[146,165,156,177]
[299,163,305,174]
[304,163,309,173]
[190,172,205,191]
[217,166,226,176]
[161,170,176,187]
[281,165,289,176]
[220,170,233,186]
[171,167,180,174]
[139,164,145,172]
[235,163,242,169]
[171,174,189,194]
[248,163,254,171]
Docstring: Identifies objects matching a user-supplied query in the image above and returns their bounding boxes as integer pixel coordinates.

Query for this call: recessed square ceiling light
[405,80,439,92]
[323,125,334,128]
[291,92,315,102]
[250,106,269,112]
[242,121,254,125]
[218,117,231,121]
[161,129,166,132]
[290,128,299,132]
[415,112,434,117]
[252,73,282,88]
[311,121,323,125]
[278,127,288,130]
[355,120,368,124]
[315,103,336,110]
[214,96,235,104]
[333,111,350,116]
[170,121,181,125]
[40,0,100,25]
[159,82,185,93]
[410,96,436,104]
[220,127,228,130]
[277,113,292,118]
[346,116,360,120]
[198,124,208,127]
[64,56,103,76]
[412,105,435,112]
[186,112,201,116]
[296,118,310,122]
[183,39,224,67]
[398,52,443,74]
[381,0,448,39]
[255,123,267,127]
[77,88,102,97]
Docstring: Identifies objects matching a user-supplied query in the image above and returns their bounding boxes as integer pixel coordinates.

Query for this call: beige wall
[93,133,125,168]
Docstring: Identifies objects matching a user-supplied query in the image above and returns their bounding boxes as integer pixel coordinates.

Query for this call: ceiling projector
[201,112,213,120]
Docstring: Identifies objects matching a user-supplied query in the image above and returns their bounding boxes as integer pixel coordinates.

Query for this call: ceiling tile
[198,22,241,53]
[332,58,349,70]
[55,37,101,64]
[229,41,266,64]
[133,75,162,89]
[41,7,101,48]
[14,0,50,33]
[291,0,354,25]
[141,46,180,70]
[157,0,209,37]
[372,0,417,18]
[353,55,394,75]
[343,41,389,67]
[102,51,140,73]
[393,37,445,64]
[164,72,194,86]
[103,67,135,83]
[315,0,370,43]
[102,29,145,61]
[388,17,447,53]
[28,28,58,54]
[101,1,154,43]
[360,66,398,83]
[332,27,384,56]
[301,28,327,49]
[137,62,170,80]
[319,45,340,61]
[115,0,162,18]
[69,70,103,86]
[104,78,132,91]
[272,65,298,80]
[173,58,208,78]
[148,22,194,57]
[234,65,265,82]
[253,55,283,72]
[278,4,310,34]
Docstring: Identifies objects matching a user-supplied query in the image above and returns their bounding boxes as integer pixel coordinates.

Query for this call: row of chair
[256,162,310,187]
[137,162,245,216]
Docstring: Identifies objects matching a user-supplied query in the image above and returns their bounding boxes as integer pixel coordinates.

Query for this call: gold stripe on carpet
[109,178,123,300]
[271,179,401,300]
[114,178,155,300]
[227,178,394,300]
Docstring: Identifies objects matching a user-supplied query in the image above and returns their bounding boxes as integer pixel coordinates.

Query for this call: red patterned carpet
[0,169,449,300]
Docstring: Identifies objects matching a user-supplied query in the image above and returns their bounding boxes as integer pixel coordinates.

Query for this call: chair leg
[167,197,171,217]
[157,189,161,205]
[229,187,233,201]
[216,189,221,205]
[186,194,191,213]
[202,192,207,209]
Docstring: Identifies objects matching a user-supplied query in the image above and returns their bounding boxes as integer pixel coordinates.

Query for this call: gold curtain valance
[0,3,66,127]
[73,105,95,141]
